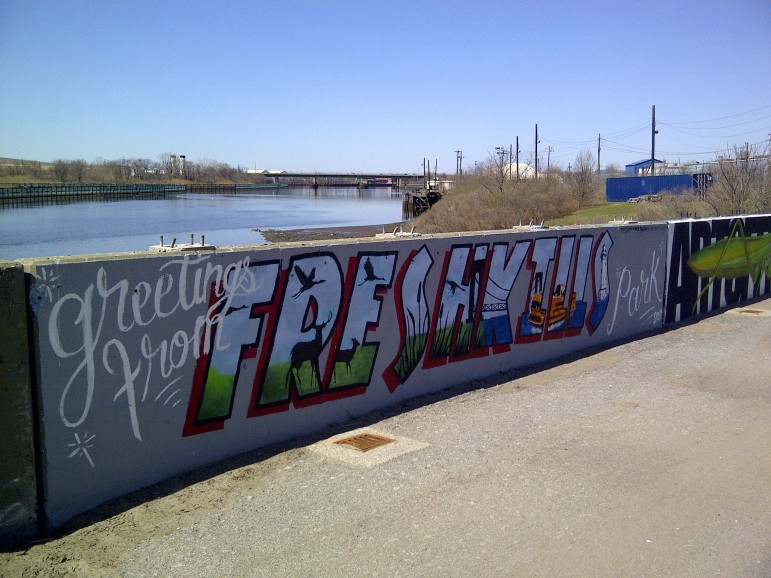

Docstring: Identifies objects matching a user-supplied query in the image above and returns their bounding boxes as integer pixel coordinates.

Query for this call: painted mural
[665,215,770,323]
[27,224,669,526]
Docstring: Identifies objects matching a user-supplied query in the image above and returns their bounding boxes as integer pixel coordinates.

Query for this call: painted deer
[286,311,333,389]
[333,337,360,382]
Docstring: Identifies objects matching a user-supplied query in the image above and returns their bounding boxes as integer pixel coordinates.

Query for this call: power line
[660,104,771,126]
[527,106,770,167]
[659,122,771,140]
[661,113,771,132]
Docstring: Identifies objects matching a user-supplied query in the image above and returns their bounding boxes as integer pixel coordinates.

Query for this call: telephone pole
[454,150,463,176]
[597,133,601,174]
[535,124,539,177]
[515,136,520,180]
[651,105,658,176]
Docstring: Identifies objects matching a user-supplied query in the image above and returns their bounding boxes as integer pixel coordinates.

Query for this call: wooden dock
[186,183,287,193]
[403,188,442,216]
[0,184,185,207]
[0,183,289,207]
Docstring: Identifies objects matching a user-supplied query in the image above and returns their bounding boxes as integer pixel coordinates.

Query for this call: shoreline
[258,222,406,243]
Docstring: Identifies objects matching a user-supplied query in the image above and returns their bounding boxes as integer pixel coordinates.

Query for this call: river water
[0,187,406,260]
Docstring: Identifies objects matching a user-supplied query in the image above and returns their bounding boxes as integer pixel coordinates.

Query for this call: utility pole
[495,146,506,183]
[454,150,463,175]
[597,133,601,174]
[547,146,553,174]
[651,105,657,176]
[535,124,539,177]
[515,136,520,181]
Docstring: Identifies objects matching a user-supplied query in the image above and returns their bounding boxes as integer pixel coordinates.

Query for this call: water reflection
[0,187,406,259]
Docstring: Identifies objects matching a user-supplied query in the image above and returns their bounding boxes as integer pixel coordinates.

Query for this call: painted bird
[358,257,386,286]
[292,265,325,299]
[446,280,466,295]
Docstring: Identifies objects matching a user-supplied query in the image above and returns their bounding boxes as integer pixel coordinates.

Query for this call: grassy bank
[547,202,652,226]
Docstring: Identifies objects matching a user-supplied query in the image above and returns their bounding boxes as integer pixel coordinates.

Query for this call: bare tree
[111,159,130,181]
[129,158,151,180]
[570,149,599,209]
[157,153,174,178]
[53,160,70,183]
[70,159,87,183]
[704,142,770,215]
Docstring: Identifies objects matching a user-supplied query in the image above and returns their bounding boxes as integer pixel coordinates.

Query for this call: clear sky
[1,0,769,174]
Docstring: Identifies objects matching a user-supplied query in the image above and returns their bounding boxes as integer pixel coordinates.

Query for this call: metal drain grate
[334,433,396,452]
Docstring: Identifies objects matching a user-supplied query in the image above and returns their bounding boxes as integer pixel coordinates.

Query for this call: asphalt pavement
[6,297,770,578]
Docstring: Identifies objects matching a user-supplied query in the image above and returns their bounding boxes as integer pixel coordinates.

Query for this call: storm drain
[334,432,395,452]
[310,427,429,467]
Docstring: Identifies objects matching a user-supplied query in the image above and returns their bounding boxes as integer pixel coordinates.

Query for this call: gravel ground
[3,298,769,577]
[259,222,405,244]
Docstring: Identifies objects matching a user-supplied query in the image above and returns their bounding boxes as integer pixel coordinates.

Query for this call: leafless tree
[128,158,151,180]
[704,142,770,215]
[570,149,599,209]
[473,153,514,198]
[70,159,87,183]
[53,160,70,183]
[157,153,174,178]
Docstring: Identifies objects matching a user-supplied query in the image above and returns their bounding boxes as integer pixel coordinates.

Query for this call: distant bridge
[268,172,424,188]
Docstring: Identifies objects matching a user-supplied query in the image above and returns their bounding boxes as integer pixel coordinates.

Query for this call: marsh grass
[415,176,579,233]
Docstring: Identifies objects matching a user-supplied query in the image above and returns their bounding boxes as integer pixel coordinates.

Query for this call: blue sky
[1,0,769,173]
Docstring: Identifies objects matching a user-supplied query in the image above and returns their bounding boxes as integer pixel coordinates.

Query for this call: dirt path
[258,222,406,244]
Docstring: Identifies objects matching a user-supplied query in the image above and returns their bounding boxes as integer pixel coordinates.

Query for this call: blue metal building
[606,173,713,202]
[625,159,664,176]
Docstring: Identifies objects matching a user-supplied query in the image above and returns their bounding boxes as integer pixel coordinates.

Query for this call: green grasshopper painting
[687,218,771,312]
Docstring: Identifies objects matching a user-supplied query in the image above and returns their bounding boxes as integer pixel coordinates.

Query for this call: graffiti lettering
[383,246,433,391]
[608,249,662,334]
[480,241,529,349]
[42,227,655,449]
[665,216,770,322]
[425,244,482,367]
[585,232,613,334]
[48,255,256,440]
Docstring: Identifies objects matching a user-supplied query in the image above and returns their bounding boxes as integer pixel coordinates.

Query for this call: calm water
[0,187,406,259]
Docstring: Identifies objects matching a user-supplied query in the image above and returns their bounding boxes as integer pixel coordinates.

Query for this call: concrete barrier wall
[0,262,38,542]
[21,224,667,527]
[2,214,768,535]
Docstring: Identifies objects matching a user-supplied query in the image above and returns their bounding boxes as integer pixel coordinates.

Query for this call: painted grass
[330,345,377,388]
[392,334,428,382]
[430,324,454,359]
[198,367,235,421]
[431,321,487,358]
[261,362,321,404]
